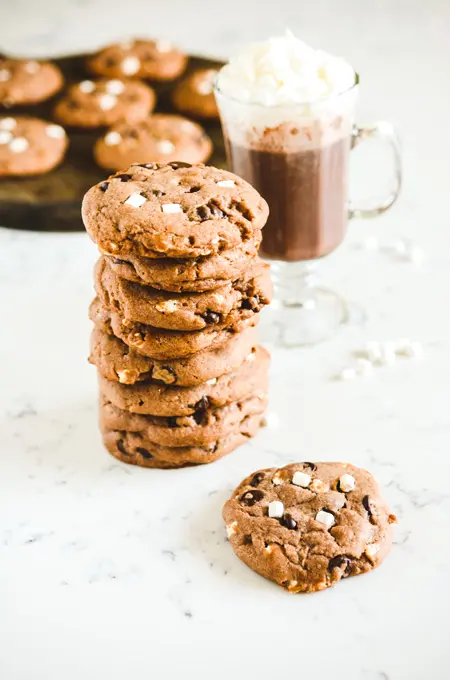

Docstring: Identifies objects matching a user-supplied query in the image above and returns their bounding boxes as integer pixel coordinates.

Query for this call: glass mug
[214,79,402,345]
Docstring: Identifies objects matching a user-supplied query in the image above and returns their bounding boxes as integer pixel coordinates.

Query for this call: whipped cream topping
[216,32,355,106]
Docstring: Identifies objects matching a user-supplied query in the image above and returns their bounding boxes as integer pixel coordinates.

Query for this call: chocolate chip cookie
[0,116,68,177]
[94,256,272,331]
[102,420,263,469]
[82,163,269,259]
[98,345,269,416]
[100,392,268,447]
[105,235,262,293]
[53,78,155,128]
[89,325,258,386]
[87,39,187,82]
[223,462,397,594]
[90,297,259,359]
[0,57,63,106]
[94,114,212,171]
[172,69,219,120]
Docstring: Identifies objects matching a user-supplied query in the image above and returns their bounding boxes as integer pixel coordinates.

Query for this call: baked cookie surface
[82,162,269,259]
[0,116,67,177]
[172,69,219,119]
[87,39,187,81]
[223,462,397,593]
[94,114,212,170]
[0,58,63,106]
[53,78,155,128]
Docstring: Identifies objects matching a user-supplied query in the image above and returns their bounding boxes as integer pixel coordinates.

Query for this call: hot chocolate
[225,135,350,261]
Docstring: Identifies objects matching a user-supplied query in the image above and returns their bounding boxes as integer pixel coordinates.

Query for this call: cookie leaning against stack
[83,161,272,468]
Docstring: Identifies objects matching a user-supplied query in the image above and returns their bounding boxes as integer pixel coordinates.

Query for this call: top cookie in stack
[83,161,272,469]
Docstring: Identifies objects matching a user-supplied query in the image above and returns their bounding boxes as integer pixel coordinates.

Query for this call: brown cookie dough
[98,345,269,416]
[102,416,263,469]
[90,296,259,359]
[94,115,212,171]
[223,462,397,594]
[87,39,187,82]
[89,325,258,386]
[82,163,269,259]
[0,116,68,177]
[53,78,155,128]
[0,58,63,106]
[94,256,272,331]
[172,69,219,120]
[105,235,262,293]
[100,392,268,447]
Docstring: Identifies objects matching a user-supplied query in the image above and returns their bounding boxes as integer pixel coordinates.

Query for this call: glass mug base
[260,261,348,347]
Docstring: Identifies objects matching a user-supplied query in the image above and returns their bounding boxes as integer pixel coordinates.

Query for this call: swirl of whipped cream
[216,32,355,106]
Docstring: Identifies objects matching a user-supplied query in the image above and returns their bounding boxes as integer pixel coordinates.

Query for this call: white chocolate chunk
[9,137,29,153]
[365,543,380,558]
[24,60,40,74]
[98,94,117,111]
[268,500,284,519]
[106,79,125,95]
[104,131,122,146]
[226,521,238,538]
[216,179,235,188]
[292,471,311,488]
[79,80,96,93]
[155,300,178,312]
[125,192,147,208]
[0,117,16,130]
[338,473,355,492]
[161,203,182,214]
[121,55,140,75]
[315,510,335,529]
[0,130,12,144]
[46,124,65,139]
[206,378,217,386]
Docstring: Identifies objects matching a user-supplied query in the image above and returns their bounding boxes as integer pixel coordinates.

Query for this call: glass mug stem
[348,121,402,219]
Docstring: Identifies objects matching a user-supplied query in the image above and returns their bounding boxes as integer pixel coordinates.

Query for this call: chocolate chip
[328,555,350,572]
[152,189,164,197]
[202,311,220,324]
[169,161,192,169]
[100,181,109,192]
[167,416,178,428]
[105,57,116,68]
[116,173,132,182]
[280,513,297,530]
[243,535,253,545]
[249,472,265,487]
[111,257,128,265]
[196,200,226,221]
[362,495,372,515]
[136,163,157,169]
[188,186,201,193]
[303,462,317,471]
[193,396,209,425]
[136,447,153,459]
[117,439,128,455]
[239,489,264,506]
[196,205,210,220]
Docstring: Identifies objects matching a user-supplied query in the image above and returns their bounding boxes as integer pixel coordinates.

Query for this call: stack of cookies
[83,161,272,469]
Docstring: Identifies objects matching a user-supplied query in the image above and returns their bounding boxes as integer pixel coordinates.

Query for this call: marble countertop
[1,2,450,679]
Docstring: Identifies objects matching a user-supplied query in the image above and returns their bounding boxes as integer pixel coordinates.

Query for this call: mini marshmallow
[315,510,335,529]
[0,117,16,130]
[365,543,380,558]
[206,378,218,386]
[106,79,125,95]
[46,124,65,139]
[216,179,235,188]
[79,80,96,93]
[161,203,182,214]
[339,473,355,492]
[157,140,175,154]
[311,479,329,493]
[121,55,140,75]
[292,471,311,488]
[0,130,12,144]
[98,94,117,111]
[0,69,11,82]
[124,192,147,208]
[9,137,29,153]
[268,501,284,518]
[104,131,122,146]
[272,472,285,486]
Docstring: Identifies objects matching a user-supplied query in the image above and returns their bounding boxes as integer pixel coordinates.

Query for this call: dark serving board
[0,53,226,232]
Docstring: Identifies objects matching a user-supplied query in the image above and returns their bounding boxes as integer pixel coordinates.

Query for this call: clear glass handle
[348,121,402,219]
